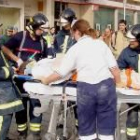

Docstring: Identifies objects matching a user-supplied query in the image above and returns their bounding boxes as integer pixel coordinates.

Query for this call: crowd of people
[0,7,140,140]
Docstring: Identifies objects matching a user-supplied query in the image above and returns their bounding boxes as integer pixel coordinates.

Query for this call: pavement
[8,103,140,140]
[8,103,52,140]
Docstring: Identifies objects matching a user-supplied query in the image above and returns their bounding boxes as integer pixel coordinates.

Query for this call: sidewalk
[8,103,140,140]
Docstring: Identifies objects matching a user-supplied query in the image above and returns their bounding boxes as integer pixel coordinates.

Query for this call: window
[54,1,68,32]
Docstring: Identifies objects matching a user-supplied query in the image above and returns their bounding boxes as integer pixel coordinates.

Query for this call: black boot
[5,137,14,140]
[127,135,137,140]
[18,130,27,140]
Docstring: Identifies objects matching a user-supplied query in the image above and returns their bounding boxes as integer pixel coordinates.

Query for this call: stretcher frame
[116,92,140,140]
[24,80,77,140]
[22,77,140,140]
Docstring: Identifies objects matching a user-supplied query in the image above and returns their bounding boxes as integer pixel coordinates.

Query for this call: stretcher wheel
[55,106,78,140]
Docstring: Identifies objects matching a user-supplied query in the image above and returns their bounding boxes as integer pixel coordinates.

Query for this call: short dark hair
[119,19,127,25]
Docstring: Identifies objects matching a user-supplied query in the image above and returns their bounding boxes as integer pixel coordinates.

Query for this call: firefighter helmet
[59,8,76,26]
[126,24,140,42]
[29,13,49,30]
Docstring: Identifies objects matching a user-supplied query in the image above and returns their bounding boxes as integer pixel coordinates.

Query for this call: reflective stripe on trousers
[17,123,27,131]
[30,123,41,132]
[0,114,13,140]
[0,116,3,131]
[126,128,138,136]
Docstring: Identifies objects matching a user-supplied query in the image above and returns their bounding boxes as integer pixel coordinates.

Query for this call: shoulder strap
[114,31,118,46]
[18,31,26,58]
[40,38,44,53]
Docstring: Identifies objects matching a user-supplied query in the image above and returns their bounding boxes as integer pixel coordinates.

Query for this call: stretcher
[19,58,140,140]
[23,79,140,140]
[22,79,77,140]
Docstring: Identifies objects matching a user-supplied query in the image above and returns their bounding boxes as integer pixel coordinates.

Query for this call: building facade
[0,0,140,33]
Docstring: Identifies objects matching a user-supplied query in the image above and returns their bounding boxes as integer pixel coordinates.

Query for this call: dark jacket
[117,46,140,72]
[54,29,76,53]
[0,48,24,115]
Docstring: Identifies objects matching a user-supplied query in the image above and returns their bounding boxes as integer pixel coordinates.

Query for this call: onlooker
[112,19,129,58]
[13,26,19,35]
[50,27,56,38]
[0,26,14,46]
[37,19,121,140]
[100,28,114,54]
[43,27,56,58]
[117,24,140,140]
[96,29,101,38]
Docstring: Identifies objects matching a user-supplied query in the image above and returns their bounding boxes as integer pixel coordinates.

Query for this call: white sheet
[116,88,140,95]
[24,82,140,97]
[24,82,77,96]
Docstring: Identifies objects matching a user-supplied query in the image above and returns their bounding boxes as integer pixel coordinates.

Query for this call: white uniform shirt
[56,35,118,84]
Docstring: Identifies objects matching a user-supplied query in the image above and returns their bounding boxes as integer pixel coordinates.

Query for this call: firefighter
[1,13,49,140]
[54,8,77,55]
[117,24,140,140]
[0,25,23,140]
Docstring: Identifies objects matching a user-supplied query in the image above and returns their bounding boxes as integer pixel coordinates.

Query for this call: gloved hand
[16,58,24,67]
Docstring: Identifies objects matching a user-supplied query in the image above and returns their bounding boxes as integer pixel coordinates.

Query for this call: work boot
[17,130,27,140]
[5,137,14,140]
[127,135,137,140]
[26,133,41,140]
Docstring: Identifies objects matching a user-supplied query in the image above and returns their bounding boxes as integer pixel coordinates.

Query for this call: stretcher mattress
[24,82,140,97]
[24,82,77,96]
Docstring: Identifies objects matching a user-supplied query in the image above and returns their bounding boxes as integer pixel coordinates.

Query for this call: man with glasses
[2,13,49,140]
[54,8,77,56]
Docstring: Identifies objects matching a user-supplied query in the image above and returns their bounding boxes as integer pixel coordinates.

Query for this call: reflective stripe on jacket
[0,49,24,115]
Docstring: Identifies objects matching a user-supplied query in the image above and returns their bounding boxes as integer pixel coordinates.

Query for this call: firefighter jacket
[0,48,24,115]
[54,29,76,53]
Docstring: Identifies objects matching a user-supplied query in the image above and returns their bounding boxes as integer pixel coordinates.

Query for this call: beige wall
[0,7,20,33]
[0,0,24,31]
[24,0,38,17]
[68,4,80,19]
[44,0,55,27]
[80,5,93,27]
[68,4,94,28]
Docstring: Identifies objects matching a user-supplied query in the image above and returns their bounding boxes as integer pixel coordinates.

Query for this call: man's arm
[2,46,24,68]
[2,46,19,62]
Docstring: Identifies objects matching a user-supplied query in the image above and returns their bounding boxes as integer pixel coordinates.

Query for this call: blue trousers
[77,78,117,136]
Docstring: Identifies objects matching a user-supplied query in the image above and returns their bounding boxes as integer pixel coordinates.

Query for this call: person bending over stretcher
[36,19,122,140]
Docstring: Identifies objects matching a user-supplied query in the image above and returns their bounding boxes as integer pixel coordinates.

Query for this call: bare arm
[37,72,62,85]
[110,67,125,87]
[2,46,19,62]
